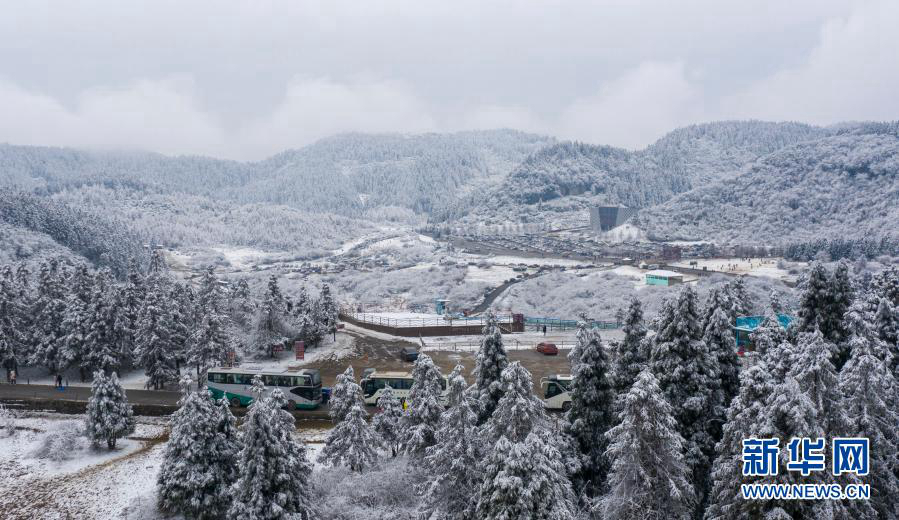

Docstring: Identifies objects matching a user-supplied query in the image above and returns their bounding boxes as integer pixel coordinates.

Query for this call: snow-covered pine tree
[83,270,123,375]
[371,384,403,457]
[419,365,482,520]
[649,284,719,506]
[484,361,550,444]
[827,260,854,367]
[0,287,23,378]
[118,260,146,367]
[599,368,694,520]
[788,330,851,437]
[230,381,317,520]
[473,311,509,424]
[148,249,165,274]
[318,399,379,472]
[135,277,178,390]
[296,301,326,349]
[403,352,444,456]
[705,364,778,520]
[61,270,91,380]
[743,377,861,519]
[726,277,753,317]
[565,321,615,498]
[769,289,784,315]
[475,433,576,520]
[29,260,70,378]
[702,287,734,327]
[197,266,224,316]
[872,297,898,374]
[157,379,241,519]
[610,297,648,396]
[650,285,725,510]
[871,265,899,307]
[328,366,361,424]
[189,310,231,381]
[85,370,135,449]
[252,275,290,358]
[797,261,831,335]
[703,306,740,410]
[318,283,338,338]
[840,321,899,520]
[167,282,193,375]
[229,278,255,326]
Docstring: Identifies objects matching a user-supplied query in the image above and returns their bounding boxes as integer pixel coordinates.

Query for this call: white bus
[359,368,448,406]
[207,366,323,410]
[540,374,573,411]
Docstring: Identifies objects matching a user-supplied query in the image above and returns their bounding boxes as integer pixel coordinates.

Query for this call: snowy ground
[0,412,170,520]
[0,411,335,519]
[669,257,802,281]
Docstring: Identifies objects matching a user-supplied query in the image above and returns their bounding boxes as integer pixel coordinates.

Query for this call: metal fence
[525,317,621,332]
[342,311,514,329]
[420,339,578,353]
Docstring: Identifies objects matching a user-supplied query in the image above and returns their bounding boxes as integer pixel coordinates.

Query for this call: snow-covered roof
[644,269,684,278]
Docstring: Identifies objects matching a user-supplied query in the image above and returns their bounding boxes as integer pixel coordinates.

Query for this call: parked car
[536,342,558,356]
[400,347,419,362]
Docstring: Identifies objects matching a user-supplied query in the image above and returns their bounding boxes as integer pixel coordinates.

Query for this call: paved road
[0,383,181,406]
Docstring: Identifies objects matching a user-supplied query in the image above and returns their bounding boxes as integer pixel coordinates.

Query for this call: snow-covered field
[669,257,802,281]
[0,410,334,520]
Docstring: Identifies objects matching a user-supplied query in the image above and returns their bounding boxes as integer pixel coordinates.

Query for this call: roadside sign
[295,341,305,360]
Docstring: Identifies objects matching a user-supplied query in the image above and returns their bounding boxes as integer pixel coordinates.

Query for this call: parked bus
[207,366,323,410]
[360,368,448,406]
[540,374,572,410]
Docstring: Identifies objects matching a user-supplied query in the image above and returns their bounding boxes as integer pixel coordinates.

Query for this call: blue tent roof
[734,314,793,332]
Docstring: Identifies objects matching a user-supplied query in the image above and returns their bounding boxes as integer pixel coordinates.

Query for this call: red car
[536,342,558,356]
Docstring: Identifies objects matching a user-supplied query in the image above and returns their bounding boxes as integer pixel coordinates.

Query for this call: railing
[420,339,577,352]
[525,317,621,332]
[341,311,515,329]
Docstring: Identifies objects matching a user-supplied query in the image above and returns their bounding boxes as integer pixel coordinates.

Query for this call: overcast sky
[1,0,897,160]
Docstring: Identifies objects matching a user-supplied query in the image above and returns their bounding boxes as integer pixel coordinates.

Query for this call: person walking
[542,324,547,336]
[9,370,15,385]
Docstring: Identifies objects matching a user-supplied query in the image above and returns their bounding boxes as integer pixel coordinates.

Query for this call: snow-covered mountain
[634,122,899,245]
[451,121,831,226]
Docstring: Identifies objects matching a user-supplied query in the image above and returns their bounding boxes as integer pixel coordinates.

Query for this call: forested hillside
[0,190,145,275]
[635,123,899,244]
[453,121,831,226]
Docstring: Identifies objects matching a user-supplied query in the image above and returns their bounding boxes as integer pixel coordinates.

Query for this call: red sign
[295,341,305,360]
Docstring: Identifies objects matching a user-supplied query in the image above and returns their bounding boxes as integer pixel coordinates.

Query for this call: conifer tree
[318,399,379,472]
[828,260,854,367]
[473,312,509,423]
[600,369,694,520]
[230,378,316,520]
[328,366,360,424]
[403,353,444,456]
[475,433,577,520]
[797,261,831,335]
[650,285,719,506]
[769,289,784,315]
[118,260,146,366]
[135,278,178,389]
[85,370,135,449]
[726,277,753,317]
[30,260,70,378]
[872,297,898,373]
[788,330,851,437]
[318,283,338,339]
[840,323,899,520]
[158,379,240,519]
[83,271,123,375]
[610,297,648,396]
[371,384,403,457]
[484,361,549,444]
[703,306,741,410]
[419,365,482,520]
[705,364,778,520]
[253,275,290,357]
[189,311,231,380]
[565,321,615,497]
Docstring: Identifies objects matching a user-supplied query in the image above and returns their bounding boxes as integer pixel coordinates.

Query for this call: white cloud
[0,78,224,157]
[722,0,899,124]
[0,0,895,159]
[555,61,703,149]
[236,77,437,159]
